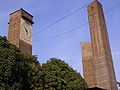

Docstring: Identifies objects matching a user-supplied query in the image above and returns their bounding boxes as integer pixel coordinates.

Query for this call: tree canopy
[0,36,88,90]
[0,36,43,90]
[42,58,88,90]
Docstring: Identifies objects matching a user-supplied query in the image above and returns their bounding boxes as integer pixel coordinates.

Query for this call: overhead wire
[33,1,120,42]
[33,22,88,42]
[30,2,90,38]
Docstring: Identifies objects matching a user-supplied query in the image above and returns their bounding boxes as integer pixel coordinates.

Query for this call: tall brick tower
[8,9,34,55]
[81,0,118,90]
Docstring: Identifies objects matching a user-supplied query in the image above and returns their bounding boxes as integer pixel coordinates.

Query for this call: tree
[0,36,43,90]
[0,36,88,90]
[42,58,88,90]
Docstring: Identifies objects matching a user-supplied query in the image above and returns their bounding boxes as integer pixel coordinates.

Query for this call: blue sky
[0,0,120,85]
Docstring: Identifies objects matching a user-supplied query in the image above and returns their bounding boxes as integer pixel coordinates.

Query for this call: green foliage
[42,58,88,90]
[0,36,43,90]
[0,36,88,90]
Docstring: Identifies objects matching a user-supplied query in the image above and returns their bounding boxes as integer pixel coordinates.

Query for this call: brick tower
[8,9,34,55]
[81,0,118,90]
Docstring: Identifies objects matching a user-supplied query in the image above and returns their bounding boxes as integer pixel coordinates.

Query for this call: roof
[9,8,33,17]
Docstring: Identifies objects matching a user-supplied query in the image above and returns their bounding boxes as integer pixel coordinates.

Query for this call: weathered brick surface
[19,39,32,55]
[81,0,118,90]
[8,11,21,48]
[8,9,33,55]
[81,42,96,88]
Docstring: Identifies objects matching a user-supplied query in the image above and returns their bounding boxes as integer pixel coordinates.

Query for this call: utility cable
[30,2,90,38]
[33,1,120,42]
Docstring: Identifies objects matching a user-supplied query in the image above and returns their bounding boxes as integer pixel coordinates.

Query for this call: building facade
[8,9,34,55]
[81,0,118,90]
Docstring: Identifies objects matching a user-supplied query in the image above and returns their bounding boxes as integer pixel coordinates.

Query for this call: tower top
[94,0,101,3]
[94,0,99,2]
[9,8,33,17]
[93,0,100,3]
[88,0,102,8]
[9,8,34,24]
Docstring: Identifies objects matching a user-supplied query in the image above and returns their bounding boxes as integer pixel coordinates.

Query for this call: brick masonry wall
[8,9,33,55]
[81,42,96,88]
[8,10,21,48]
[81,0,118,90]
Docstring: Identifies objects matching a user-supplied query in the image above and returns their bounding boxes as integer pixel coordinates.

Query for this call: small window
[91,6,94,10]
